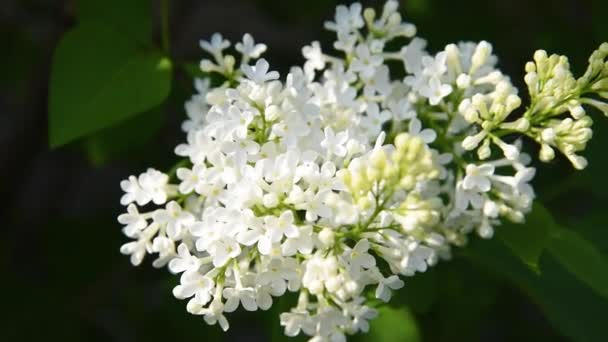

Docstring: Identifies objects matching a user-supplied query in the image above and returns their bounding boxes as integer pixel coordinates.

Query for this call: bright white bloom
[235,33,267,59]
[345,240,375,277]
[200,33,230,55]
[223,286,257,312]
[120,168,168,206]
[169,243,201,274]
[324,3,364,34]
[422,52,448,77]
[419,76,453,105]
[463,164,495,192]
[202,297,230,331]
[241,58,279,83]
[375,275,404,302]
[118,204,148,237]
[173,271,214,306]
[351,44,383,79]
[408,117,437,143]
[153,201,194,239]
[320,127,349,158]
[303,41,326,75]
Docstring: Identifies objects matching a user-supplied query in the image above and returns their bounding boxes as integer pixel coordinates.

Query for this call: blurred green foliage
[48,0,171,147]
[5,0,603,341]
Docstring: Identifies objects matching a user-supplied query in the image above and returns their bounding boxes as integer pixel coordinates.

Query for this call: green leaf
[465,236,608,342]
[84,106,165,165]
[181,62,225,87]
[498,202,608,298]
[392,266,438,314]
[498,203,555,273]
[182,62,207,79]
[548,226,608,299]
[77,0,153,43]
[362,306,420,342]
[49,23,172,148]
[569,212,608,254]
[434,260,499,340]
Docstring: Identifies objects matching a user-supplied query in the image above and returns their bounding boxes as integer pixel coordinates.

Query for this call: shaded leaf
[49,23,172,147]
[182,62,207,79]
[548,226,608,299]
[84,106,165,166]
[464,236,608,342]
[499,202,608,299]
[362,306,420,342]
[77,0,153,43]
[568,212,608,254]
[392,266,438,314]
[498,203,555,273]
[434,260,499,340]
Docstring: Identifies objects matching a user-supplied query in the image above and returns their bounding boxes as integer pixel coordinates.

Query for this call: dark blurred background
[2,0,607,341]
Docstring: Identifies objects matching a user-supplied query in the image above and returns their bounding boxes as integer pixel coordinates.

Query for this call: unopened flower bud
[318,228,335,248]
[534,50,548,63]
[366,166,380,182]
[394,133,411,150]
[263,193,279,208]
[525,61,536,73]
[483,201,500,218]
[569,104,585,119]
[506,94,522,112]
[200,59,215,72]
[541,128,556,143]
[477,220,494,239]
[456,74,471,89]
[568,154,588,170]
[470,41,492,74]
[370,148,387,169]
[539,144,555,162]
[462,131,487,150]
[223,55,236,72]
[363,8,376,25]
[477,139,491,159]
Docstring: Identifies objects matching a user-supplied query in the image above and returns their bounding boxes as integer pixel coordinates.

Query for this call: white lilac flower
[257,258,298,295]
[422,51,448,77]
[463,163,495,193]
[408,117,437,143]
[401,37,428,74]
[235,33,267,60]
[345,239,375,277]
[361,103,391,137]
[173,271,214,306]
[120,239,148,266]
[153,201,195,239]
[176,164,207,194]
[202,296,230,331]
[419,76,453,105]
[375,275,404,302]
[303,41,326,75]
[324,3,364,34]
[320,127,349,158]
[120,168,169,206]
[350,44,383,79]
[118,204,148,237]
[241,58,279,83]
[118,1,608,340]
[223,286,258,312]
[169,243,202,274]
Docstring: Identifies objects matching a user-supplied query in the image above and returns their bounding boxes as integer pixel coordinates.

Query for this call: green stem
[168,158,189,179]
[160,0,170,54]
